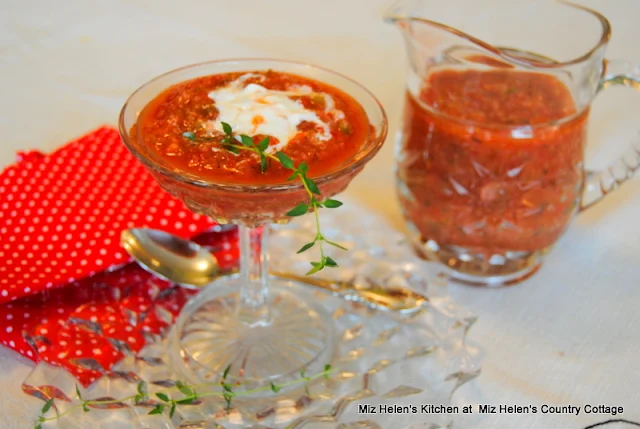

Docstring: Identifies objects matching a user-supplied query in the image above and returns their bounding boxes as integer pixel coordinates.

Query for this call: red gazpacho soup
[399,68,587,254]
[134,70,371,185]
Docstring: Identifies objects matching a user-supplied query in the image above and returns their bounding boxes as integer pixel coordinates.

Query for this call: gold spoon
[121,228,428,314]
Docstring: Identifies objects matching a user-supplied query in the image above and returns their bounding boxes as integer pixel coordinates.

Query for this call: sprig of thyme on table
[34,364,333,428]
[182,122,347,274]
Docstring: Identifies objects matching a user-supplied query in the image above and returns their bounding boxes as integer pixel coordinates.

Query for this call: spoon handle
[270,271,346,291]
[270,271,428,314]
[270,271,391,311]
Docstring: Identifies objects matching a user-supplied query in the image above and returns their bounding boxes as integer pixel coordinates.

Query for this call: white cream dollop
[206,74,340,153]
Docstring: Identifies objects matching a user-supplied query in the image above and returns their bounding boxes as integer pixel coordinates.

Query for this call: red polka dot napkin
[1,228,238,386]
[0,126,240,385]
[0,126,216,303]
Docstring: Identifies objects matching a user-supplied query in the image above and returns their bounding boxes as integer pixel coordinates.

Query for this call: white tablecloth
[1,1,639,428]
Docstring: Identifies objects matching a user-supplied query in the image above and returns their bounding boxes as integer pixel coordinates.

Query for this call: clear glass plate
[23,199,481,429]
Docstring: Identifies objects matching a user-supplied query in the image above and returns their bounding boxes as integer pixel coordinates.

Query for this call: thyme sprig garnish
[182,122,346,274]
[34,364,333,428]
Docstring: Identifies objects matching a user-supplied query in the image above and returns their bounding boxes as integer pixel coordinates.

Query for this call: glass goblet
[118,59,388,390]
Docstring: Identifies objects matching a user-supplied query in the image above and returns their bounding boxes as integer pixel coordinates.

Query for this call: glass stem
[238,224,270,324]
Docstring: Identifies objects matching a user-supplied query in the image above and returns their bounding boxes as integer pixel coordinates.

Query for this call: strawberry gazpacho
[133,70,371,185]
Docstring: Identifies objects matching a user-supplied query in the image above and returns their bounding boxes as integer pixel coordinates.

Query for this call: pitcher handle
[581,59,640,210]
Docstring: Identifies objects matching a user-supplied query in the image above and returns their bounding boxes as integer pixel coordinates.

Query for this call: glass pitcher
[386,0,640,286]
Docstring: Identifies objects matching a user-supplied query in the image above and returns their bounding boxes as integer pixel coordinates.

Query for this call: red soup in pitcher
[397,68,588,274]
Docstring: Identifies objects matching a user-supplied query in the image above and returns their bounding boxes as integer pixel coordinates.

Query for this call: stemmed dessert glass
[118,59,387,390]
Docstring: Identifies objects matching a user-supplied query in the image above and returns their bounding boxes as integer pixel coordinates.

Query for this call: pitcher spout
[385,0,611,73]
[384,0,518,81]
[383,0,416,26]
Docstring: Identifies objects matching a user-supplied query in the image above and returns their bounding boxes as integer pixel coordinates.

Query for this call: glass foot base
[409,235,548,286]
[169,275,335,392]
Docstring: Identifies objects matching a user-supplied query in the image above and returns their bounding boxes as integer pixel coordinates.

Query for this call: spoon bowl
[121,229,219,288]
